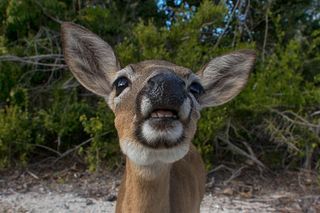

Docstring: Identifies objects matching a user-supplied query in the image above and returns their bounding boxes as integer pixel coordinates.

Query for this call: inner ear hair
[61,22,120,97]
[197,50,256,108]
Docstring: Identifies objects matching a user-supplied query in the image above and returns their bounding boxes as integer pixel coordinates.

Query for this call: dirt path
[1,166,319,212]
[1,191,115,213]
[1,190,320,212]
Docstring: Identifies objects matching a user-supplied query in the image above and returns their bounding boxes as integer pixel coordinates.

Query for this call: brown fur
[116,145,205,213]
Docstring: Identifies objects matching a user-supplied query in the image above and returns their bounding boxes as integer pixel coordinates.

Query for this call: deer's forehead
[129,61,192,79]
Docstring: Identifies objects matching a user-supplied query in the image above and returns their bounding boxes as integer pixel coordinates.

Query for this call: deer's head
[61,23,255,166]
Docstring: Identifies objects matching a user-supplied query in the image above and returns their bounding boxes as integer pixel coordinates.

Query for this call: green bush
[0,0,319,171]
[38,89,92,149]
[0,89,44,168]
[80,101,119,172]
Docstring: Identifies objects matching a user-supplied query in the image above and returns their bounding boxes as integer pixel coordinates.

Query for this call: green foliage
[39,89,90,143]
[194,107,228,169]
[0,0,319,172]
[77,6,123,45]
[0,106,30,168]
[0,92,44,168]
[80,101,119,172]
[0,62,22,102]
[117,0,233,70]
[227,34,320,169]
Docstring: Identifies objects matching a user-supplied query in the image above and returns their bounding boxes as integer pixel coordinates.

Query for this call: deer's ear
[197,50,256,108]
[61,22,120,97]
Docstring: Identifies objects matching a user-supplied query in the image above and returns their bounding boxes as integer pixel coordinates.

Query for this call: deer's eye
[189,82,204,99]
[113,76,130,96]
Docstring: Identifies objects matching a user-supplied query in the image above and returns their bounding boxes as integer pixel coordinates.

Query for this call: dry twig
[223,165,248,185]
[52,131,110,164]
[34,0,63,24]
[26,170,40,180]
[207,164,235,176]
[217,119,267,170]
[270,108,319,128]
[262,1,270,61]
[0,54,66,68]
[213,0,241,49]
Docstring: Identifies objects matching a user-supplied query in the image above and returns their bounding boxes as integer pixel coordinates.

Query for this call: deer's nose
[147,72,186,107]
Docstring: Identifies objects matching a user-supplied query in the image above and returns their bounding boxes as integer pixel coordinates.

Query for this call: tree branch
[0,54,66,68]
[262,1,270,62]
[213,0,241,49]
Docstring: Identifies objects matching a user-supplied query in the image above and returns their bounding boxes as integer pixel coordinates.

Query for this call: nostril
[147,77,156,86]
[147,76,162,90]
[147,80,155,90]
[179,80,186,88]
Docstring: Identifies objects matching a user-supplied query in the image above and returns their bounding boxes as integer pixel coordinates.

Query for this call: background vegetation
[0,0,319,173]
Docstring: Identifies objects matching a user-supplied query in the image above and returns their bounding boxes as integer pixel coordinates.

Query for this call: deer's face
[108,62,202,165]
[61,23,256,166]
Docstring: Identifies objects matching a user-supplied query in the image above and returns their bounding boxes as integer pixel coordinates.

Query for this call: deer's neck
[120,158,171,213]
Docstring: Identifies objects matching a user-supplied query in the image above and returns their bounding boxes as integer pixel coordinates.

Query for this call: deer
[61,22,256,213]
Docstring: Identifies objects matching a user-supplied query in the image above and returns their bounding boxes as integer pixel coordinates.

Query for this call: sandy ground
[1,166,319,213]
[1,191,115,213]
[1,190,320,212]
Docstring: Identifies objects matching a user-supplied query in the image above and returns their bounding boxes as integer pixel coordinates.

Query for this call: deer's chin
[132,119,184,149]
[135,95,192,148]
[141,119,184,147]
[120,138,190,166]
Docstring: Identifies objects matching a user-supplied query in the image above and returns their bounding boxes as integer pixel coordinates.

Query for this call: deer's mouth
[149,109,179,120]
[139,94,191,125]
[136,107,184,148]
[136,94,191,148]
[146,109,181,132]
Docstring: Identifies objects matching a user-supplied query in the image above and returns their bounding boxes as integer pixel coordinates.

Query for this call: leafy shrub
[0,0,319,172]
[38,89,91,149]
[0,89,44,168]
[80,101,120,172]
